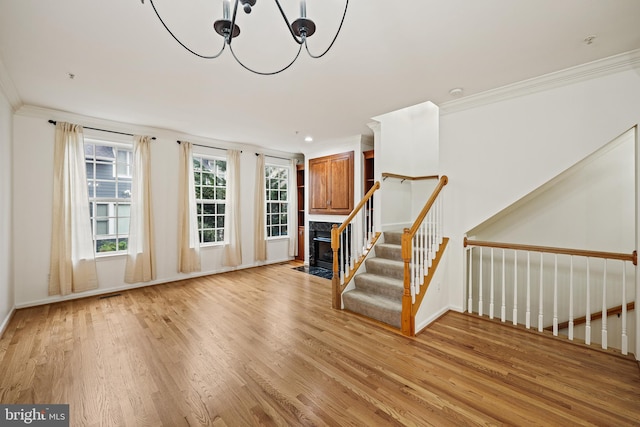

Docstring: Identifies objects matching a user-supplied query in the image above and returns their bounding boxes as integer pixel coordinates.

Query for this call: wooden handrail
[336,181,380,234]
[400,175,449,335]
[464,237,637,266]
[331,181,381,309]
[406,175,448,239]
[382,173,439,182]
[546,302,635,331]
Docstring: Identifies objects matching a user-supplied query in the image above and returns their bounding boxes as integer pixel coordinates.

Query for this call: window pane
[117,217,130,234]
[203,216,215,229]
[203,203,215,215]
[217,203,225,215]
[216,188,226,200]
[216,216,224,228]
[96,181,116,198]
[96,220,108,235]
[96,238,117,253]
[202,230,215,243]
[96,204,109,217]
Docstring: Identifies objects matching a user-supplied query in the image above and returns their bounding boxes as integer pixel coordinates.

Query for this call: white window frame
[265,163,290,239]
[85,138,133,256]
[193,154,227,246]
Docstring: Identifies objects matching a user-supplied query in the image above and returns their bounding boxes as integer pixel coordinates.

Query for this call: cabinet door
[309,158,328,212]
[328,152,353,214]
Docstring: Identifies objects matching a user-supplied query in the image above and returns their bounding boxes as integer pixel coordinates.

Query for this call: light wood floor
[1,262,639,426]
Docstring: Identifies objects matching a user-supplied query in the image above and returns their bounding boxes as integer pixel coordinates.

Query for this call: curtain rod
[255,152,294,161]
[48,120,156,140]
[176,140,241,152]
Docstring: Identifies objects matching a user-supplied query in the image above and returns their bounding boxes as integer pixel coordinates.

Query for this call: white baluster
[538,252,544,332]
[586,258,591,346]
[478,247,483,317]
[350,220,356,271]
[553,254,558,336]
[489,248,495,320]
[621,261,628,355]
[526,252,531,329]
[601,259,607,350]
[420,222,426,282]
[501,249,506,322]
[468,247,473,313]
[569,256,574,341]
[513,251,518,326]
[340,232,345,285]
[411,235,416,302]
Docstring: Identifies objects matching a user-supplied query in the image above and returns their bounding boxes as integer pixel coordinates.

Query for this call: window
[85,140,132,254]
[265,165,289,238]
[193,155,226,244]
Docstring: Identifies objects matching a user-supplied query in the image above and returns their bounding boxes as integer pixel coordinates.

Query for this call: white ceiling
[1,0,639,153]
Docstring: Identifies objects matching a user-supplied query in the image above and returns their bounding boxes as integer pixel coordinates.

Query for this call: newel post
[401,227,413,336]
[331,224,340,309]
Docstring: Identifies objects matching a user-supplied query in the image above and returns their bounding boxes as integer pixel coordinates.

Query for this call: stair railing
[331,181,382,309]
[464,238,637,355]
[401,175,449,335]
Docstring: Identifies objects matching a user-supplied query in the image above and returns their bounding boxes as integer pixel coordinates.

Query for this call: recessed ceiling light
[449,87,463,97]
[304,136,313,143]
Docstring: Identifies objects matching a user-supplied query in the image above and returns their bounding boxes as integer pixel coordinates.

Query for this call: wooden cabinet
[363,149,374,194]
[308,151,354,215]
[296,164,305,261]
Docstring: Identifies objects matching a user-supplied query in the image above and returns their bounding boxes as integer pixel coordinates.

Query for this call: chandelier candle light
[143,0,349,75]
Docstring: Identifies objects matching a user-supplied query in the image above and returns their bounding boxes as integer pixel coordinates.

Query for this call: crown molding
[0,56,22,111]
[440,48,640,116]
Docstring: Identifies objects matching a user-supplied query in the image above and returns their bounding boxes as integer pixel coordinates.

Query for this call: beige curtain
[178,141,201,273]
[254,154,267,261]
[223,150,242,267]
[125,136,156,283]
[288,158,298,257]
[49,122,98,296]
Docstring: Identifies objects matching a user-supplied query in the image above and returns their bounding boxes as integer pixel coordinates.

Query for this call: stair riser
[375,245,402,261]
[365,260,404,280]
[384,232,403,245]
[343,295,401,329]
[354,276,403,300]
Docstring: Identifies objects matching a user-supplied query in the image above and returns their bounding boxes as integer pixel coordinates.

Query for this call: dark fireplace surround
[309,221,351,271]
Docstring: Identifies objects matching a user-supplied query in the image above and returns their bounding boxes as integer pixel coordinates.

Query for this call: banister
[331,181,382,309]
[400,175,449,336]
[464,237,637,265]
[336,181,380,234]
[406,175,448,239]
[381,173,439,182]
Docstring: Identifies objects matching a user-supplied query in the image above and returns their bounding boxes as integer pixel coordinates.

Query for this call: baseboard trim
[0,307,16,339]
[15,257,294,309]
[414,305,450,335]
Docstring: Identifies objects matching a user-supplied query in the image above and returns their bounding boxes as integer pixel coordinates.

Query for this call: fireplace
[309,221,351,271]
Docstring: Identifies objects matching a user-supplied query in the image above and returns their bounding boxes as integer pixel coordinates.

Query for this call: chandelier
[143,0,349,75]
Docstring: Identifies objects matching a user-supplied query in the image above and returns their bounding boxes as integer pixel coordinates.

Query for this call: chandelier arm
[228,42,303,75]
[148,0,227,59]
[227,0,240,47]
[304,0,349,59]
[273,0,304,45]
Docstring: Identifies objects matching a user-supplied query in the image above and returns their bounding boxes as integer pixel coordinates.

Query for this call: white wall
[373,101,440,230]
[12,107,297,307]
[469,128,635,251]
[440,68,640,311]
[0,88,14,334]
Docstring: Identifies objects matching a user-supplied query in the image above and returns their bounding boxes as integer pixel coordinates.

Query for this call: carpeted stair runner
[343,231,405,328]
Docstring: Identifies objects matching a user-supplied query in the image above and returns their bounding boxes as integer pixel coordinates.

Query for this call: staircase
[342,231,404,328]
